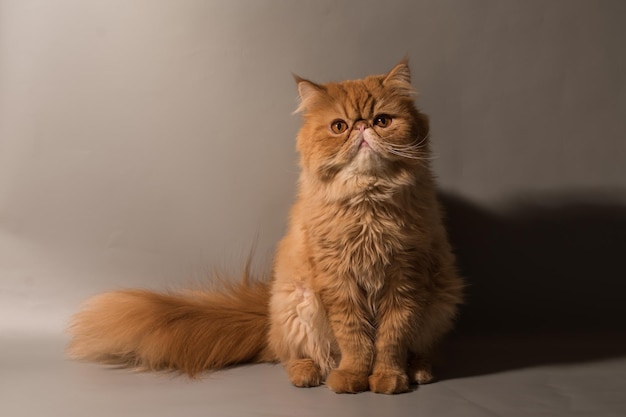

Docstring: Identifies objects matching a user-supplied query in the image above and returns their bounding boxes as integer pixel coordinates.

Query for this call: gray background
[1,1,625,416]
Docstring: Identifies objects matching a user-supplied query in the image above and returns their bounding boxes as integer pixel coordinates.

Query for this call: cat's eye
[330,119,348,134]
[374,114,392,128]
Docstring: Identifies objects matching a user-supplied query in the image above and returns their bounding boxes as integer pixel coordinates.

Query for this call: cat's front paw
[368,370,410,394]
[325,369,369,393]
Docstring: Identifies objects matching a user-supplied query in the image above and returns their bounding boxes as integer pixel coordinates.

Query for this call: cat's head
[294,60,430,182]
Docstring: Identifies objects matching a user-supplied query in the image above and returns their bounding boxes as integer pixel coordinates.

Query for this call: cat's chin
[333,150,385,187]
[350,145,382,173]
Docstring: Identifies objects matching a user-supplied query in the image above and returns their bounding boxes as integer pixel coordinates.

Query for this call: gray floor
[2,333,624,417]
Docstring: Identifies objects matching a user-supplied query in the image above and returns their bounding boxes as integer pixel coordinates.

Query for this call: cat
[67,59,464,395]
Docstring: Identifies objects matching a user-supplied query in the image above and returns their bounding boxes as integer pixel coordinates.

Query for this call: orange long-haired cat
[68,60,463,394]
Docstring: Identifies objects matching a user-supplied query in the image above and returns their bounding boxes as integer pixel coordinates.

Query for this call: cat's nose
[354,120,368,132]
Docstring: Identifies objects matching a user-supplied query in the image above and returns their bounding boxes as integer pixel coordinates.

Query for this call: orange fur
[67,60,464,394]
[67,278,275,375]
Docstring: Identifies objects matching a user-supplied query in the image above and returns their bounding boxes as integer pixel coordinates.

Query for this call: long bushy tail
[67,276,275,376]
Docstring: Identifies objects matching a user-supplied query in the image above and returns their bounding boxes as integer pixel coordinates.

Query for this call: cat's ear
[293,74,325,113]
[383,59,415,96]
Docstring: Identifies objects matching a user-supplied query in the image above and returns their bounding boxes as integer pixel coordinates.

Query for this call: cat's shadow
[436,191,626,380]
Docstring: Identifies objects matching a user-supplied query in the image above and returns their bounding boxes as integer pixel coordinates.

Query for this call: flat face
[296,72,429,180]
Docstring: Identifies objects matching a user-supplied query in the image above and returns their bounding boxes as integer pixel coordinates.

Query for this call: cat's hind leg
[269,281,336,388]
[407,283,461,386]
[408,354,434,385]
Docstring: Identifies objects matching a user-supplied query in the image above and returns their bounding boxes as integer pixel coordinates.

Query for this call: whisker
[382,147,437,161]
[379,131,431,149]
[373,131,435,162]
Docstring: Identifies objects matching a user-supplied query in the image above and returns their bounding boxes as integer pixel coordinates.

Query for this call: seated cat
[68,60,464,394]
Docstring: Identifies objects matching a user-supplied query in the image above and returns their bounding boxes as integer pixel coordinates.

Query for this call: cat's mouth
[357,130,376,151]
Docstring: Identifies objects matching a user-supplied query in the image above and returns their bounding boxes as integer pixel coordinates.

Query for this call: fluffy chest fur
[299,177,427,297]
